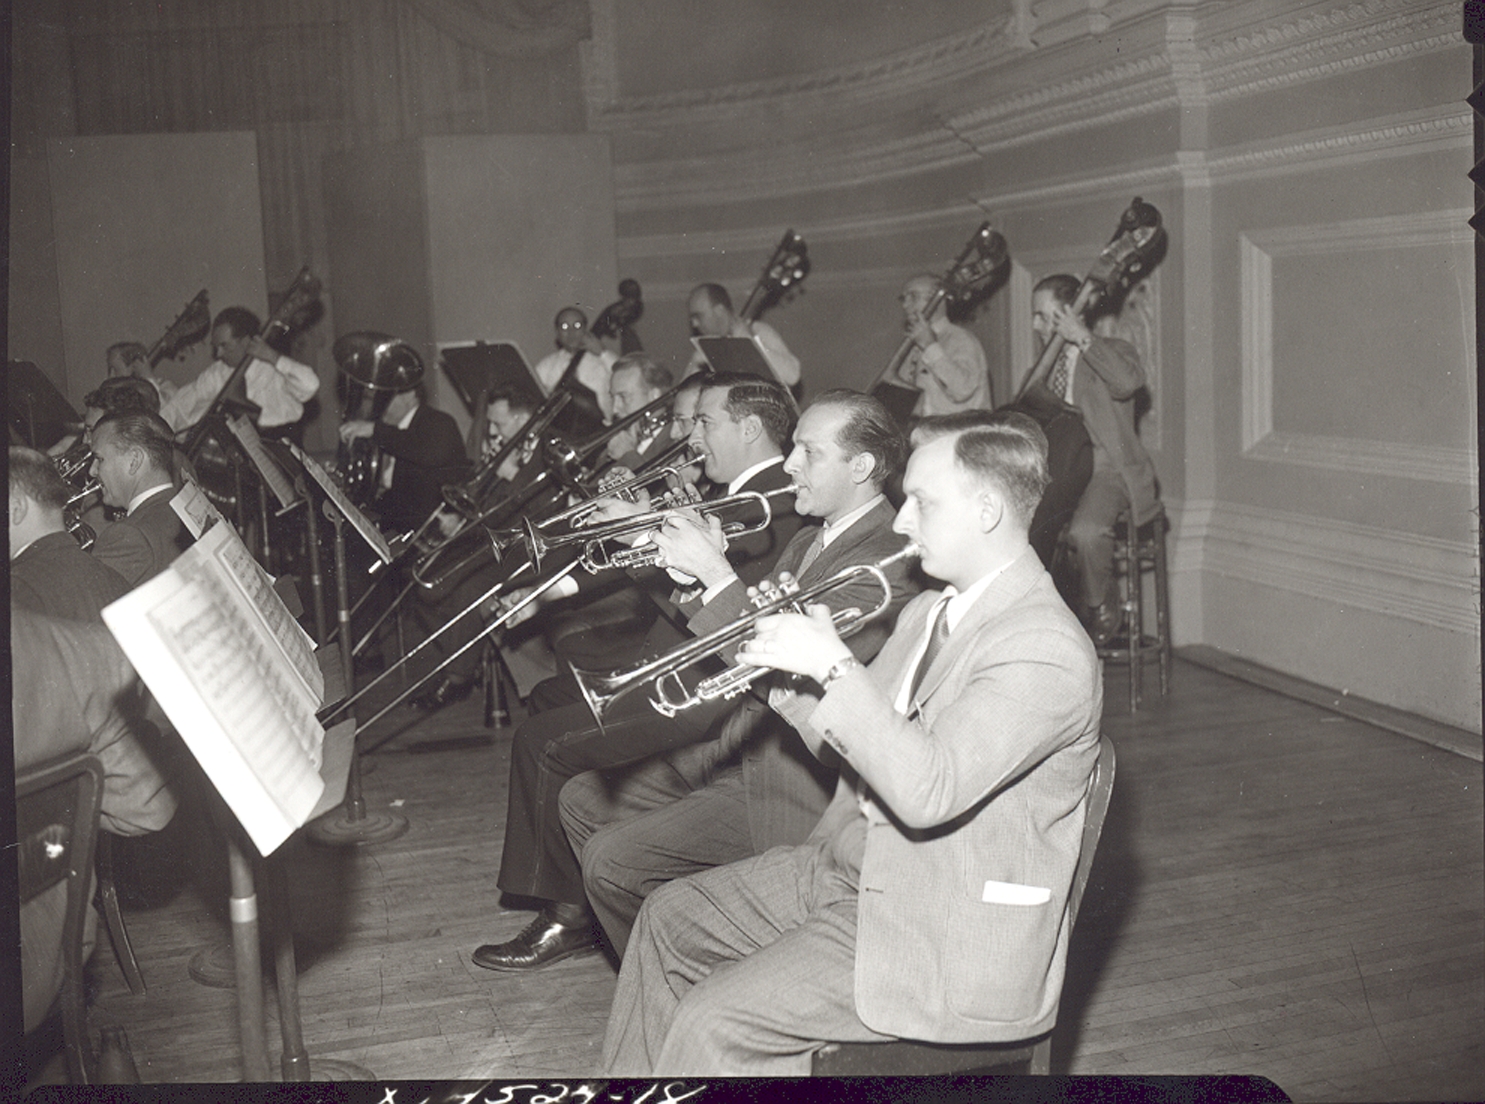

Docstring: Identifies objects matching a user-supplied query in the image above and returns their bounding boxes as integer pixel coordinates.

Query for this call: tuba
[332,332,426,508]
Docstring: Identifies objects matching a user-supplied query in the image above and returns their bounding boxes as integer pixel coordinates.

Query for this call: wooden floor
[83,656,1484,1099]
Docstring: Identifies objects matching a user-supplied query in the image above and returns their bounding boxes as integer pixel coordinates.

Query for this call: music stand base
[188,940,240,989]
[305,1057,378,1081]
[303,807,409,847]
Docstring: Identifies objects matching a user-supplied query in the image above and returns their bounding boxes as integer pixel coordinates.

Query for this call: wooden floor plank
[81,656,1483,1100]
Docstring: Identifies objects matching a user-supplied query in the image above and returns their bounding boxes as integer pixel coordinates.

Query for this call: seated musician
[159,306,320,444]
[603,353,675,473]
[532,307,617,424]
[891,274,992,415]
[1030,274,1158,643]
[14,608,178,1050]
[685,283,801,392]
[337,381,471,536]
[471,373,804,971]
[87,411,193,587]
[601,412,1103,1075]
[558,389,920,960]
[10,447,133,620]
[106,340,177,403]
[479,382,543,482]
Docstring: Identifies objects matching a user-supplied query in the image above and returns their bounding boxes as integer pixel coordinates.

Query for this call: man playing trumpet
[602,412,1103,1075]
[558,389,921,959]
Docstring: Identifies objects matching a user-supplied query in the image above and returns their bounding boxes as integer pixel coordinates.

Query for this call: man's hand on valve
[649,511,730,588]
[735,604,853,684]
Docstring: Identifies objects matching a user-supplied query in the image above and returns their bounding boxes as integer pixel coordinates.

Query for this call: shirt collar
[820,493,885,550]
[395,402,418,431]
[127,482,174,516]
[727,454,783,496]
[939,557,1014,633]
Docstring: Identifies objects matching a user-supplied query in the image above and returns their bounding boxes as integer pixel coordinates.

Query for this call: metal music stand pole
[304,500,409,846]
[299,479,329,644]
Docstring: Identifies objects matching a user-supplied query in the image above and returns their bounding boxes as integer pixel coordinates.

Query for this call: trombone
[410,439,700,590]
[524,484,795,574]
[571,543,920,726]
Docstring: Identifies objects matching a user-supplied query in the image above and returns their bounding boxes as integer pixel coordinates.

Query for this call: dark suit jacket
[774,549,1102,1043]
[90,485,192,587]
[11,530,131,621]
[680,496,921,852]
[372,403,473,532]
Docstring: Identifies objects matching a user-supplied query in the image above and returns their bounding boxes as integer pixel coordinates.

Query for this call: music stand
[288,444,408,848]
[5,360,82,450]
[439,341,543,412]
[870,381,921,431]
[691,335,779,382]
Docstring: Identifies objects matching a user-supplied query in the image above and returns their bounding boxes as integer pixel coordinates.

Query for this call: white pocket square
[981,880,1051,906]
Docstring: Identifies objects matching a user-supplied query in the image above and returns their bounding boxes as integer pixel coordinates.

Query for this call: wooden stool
[1097,503,1171,712]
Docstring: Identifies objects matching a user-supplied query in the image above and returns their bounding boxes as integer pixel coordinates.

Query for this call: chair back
[17,751,104,1084]
[811,734,1116,1077]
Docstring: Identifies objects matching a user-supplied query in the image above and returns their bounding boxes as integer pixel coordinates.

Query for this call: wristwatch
[819,655,863,691]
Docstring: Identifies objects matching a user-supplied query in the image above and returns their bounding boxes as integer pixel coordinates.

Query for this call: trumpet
[571,543,920,725]
[528,439,698,533]
[525,484,795,574]
[63,477,103,550]
[54,443,95,487]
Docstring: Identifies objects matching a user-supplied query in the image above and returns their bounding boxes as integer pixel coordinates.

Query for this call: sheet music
[225,414,299,509]
[173,521,325,709]
[287,442,395,563]
[103,562,326,856]
[171,480,228,540]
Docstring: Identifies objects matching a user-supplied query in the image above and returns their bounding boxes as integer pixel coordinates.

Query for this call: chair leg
[95,835,146,995]
[1155,516,1172,697]
[1027,1036,1051,1075]
[1121,523,1138,713]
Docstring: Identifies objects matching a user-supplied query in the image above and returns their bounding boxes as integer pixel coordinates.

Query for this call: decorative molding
[1240,212,1477,486]
[604,3,1462,213]
[1200,1,1459,103]
[1201,106,1471,185]
[588,16,1015,129]
[1176,498,1479,637]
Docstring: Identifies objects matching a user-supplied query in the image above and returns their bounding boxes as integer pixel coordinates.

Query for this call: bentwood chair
[18,751,106,1084]
[811,736,1116,1076]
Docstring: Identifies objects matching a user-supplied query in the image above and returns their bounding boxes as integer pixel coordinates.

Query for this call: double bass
[1004,197,1167,565]
[868,222,1010,422]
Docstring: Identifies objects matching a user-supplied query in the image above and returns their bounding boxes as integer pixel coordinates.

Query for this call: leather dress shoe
[472,911,598,971]
[410,673,474,712]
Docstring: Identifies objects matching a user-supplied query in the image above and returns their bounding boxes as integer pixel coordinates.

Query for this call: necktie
[797,527,826,576]
[1047,346,1075,402]
[909,597,952,702]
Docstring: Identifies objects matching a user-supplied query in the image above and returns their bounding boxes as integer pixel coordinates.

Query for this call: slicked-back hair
[1033,273,1081,307]
[93,410,177,475]
[810,388,906,490]
[692,283,733,312]
[612,353,673,394]
[214,306,262,339]
[908,408,999,448]
[9,446,71,511]
[950,412,1051,526]
[487,382,542,416]
[703,371,796,450]
[84,375,160,416]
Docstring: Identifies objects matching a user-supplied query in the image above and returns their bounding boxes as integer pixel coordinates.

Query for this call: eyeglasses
[557,321,585,331]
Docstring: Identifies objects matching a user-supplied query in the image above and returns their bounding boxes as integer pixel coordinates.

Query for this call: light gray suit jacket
[775,548,1102,1043]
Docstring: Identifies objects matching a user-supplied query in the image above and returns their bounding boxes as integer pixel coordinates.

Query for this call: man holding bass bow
[1030,274,1158,644]
[558,388,922,959]
[602,412,1103,1076]
[473,373,805,971]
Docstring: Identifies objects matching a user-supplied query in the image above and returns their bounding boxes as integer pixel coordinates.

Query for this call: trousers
[1065,466,1130,611]
[601,837,893,1076]
[559,745,750,957]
